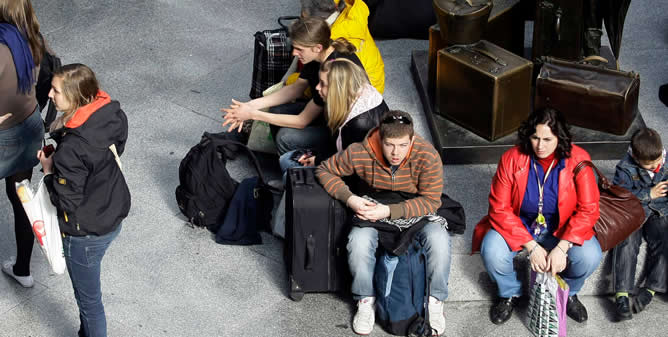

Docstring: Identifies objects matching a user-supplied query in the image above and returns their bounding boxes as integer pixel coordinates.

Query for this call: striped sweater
[316,128,443,219]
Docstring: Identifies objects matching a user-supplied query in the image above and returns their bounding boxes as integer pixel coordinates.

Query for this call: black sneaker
[567,295,588,323]
[490,296,518,325]
[615,296,632,321]
[632,288,654,314]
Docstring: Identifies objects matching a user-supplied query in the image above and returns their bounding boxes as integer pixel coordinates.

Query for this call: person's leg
[480,229,521,298]
[415,222,451,301]
[274,125,332,156]
[5,168,34,277]
[63,225,121,337]
[347,226,378,335]
[561,235,603,295]
[347,227,379,300]
[632,215,668,313]
[612,229,642,293]
[642,215,668,293]
[415,222,451,335]
[279,150,306,174]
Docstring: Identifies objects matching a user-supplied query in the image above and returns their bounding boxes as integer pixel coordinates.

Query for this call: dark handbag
[249,16,299,99]
[36,47,62,129]
[573,160,645,251]
[535,56,640,135]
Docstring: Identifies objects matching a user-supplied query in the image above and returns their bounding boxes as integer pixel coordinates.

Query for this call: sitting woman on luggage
[279,57,387,171]
[38,63,130,337]
[471,107,602,325]
[221,16,366,160]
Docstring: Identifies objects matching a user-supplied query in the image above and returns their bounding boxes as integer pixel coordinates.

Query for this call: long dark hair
[517,107,573,158]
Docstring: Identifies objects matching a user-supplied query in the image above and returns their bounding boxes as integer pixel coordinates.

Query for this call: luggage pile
[428,0,638,141]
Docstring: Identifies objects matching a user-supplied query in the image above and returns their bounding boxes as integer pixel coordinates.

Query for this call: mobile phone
[42,144,55,157]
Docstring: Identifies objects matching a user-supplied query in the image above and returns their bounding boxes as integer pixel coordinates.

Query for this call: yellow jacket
[331,0,385,93]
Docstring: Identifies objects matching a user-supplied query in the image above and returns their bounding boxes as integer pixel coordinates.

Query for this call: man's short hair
[379,110,414,140]
[631,128,663,161]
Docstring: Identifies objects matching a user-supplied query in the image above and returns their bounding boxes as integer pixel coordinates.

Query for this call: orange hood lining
[65,90,111,129]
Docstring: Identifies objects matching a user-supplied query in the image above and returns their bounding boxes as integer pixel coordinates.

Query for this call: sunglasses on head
[382,115,412,125]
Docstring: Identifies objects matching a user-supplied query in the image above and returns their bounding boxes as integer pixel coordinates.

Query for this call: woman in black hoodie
[38,63,130,337]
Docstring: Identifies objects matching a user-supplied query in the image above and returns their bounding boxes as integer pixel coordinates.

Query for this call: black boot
[490,297,518,325]
[567,295,588,323]
[615,296,632,321]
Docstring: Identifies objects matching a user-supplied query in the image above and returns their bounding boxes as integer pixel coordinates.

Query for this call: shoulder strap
[573,160,610,189]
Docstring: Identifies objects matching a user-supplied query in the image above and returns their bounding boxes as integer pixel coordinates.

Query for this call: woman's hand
[297,154,315,167]
[528,244,548,273]
[546,246,568,276]
[221,99,256,125]
[37,150,54,175]
[0,113,12,124]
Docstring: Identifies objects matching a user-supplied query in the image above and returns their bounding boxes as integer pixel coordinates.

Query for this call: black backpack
[176,132,263,231]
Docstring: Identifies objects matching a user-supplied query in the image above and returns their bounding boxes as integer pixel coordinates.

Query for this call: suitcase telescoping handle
[288,167,317,186]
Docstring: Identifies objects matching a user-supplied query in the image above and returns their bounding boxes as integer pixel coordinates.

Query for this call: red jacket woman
[475,108,602,327]
[472,144,600,253]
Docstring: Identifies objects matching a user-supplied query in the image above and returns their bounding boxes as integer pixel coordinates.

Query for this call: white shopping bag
[16,178,66,274]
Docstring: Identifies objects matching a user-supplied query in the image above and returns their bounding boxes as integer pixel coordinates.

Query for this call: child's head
[631,128,663,170]
[379,110,414,166]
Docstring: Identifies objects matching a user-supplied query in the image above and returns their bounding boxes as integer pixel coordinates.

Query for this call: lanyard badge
[530,160,555,235]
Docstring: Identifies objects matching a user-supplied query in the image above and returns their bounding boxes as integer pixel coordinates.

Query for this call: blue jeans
[279,150,315,174]
[268,103,331,156]
[347,222,452,301]
[481,229,602,297]
[0,106,43,179]
[63,225,122,337]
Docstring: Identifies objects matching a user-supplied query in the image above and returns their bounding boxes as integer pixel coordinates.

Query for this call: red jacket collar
[65,90,111,128]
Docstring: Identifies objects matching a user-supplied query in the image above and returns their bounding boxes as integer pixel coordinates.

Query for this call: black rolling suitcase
[284,167,350,301]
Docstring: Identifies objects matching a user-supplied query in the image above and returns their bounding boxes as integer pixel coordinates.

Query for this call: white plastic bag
[16,178,66,274]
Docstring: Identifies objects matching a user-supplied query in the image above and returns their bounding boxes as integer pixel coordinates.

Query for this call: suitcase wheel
[289,276,304,302]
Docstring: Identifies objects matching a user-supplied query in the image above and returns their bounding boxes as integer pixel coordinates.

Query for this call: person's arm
[390,154,444,220]
[250,99,322,129]
[40,142,89,215]
[555,160,600,245]
[613,163,652,204]
[488,152,534,252]
[220,78,310,129]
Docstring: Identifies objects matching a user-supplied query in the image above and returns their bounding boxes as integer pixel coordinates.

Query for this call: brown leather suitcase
[532,0,584,62]
[535,57,640,135]
[436,40,533,141]
[428,0,525,93]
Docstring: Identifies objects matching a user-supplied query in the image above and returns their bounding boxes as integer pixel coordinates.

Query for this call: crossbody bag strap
[109,144,122,171]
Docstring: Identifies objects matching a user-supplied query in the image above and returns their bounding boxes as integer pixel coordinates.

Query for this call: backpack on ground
[176,132,266,232]
[374,240,433,336]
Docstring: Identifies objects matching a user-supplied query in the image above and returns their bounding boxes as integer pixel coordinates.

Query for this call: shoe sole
[616,313,632,322]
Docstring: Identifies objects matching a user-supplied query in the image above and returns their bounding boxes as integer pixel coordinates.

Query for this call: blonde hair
[0,0,44,65]
[321,58,369,132]
[50,64,99,130]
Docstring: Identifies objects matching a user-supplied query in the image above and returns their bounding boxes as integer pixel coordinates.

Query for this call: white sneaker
[2,257,34,288]
[428,296,445,336]
[353,297,375,335]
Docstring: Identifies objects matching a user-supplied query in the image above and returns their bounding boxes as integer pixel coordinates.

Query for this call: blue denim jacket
[613,152,668,220]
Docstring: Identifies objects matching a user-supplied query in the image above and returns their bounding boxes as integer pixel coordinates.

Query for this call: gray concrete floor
[1,0,667,336]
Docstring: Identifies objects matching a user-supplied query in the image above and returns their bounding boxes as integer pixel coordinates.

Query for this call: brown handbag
[573,160,645,251]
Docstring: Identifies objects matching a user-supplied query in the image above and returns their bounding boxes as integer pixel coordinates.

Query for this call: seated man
[315,110,450,335]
